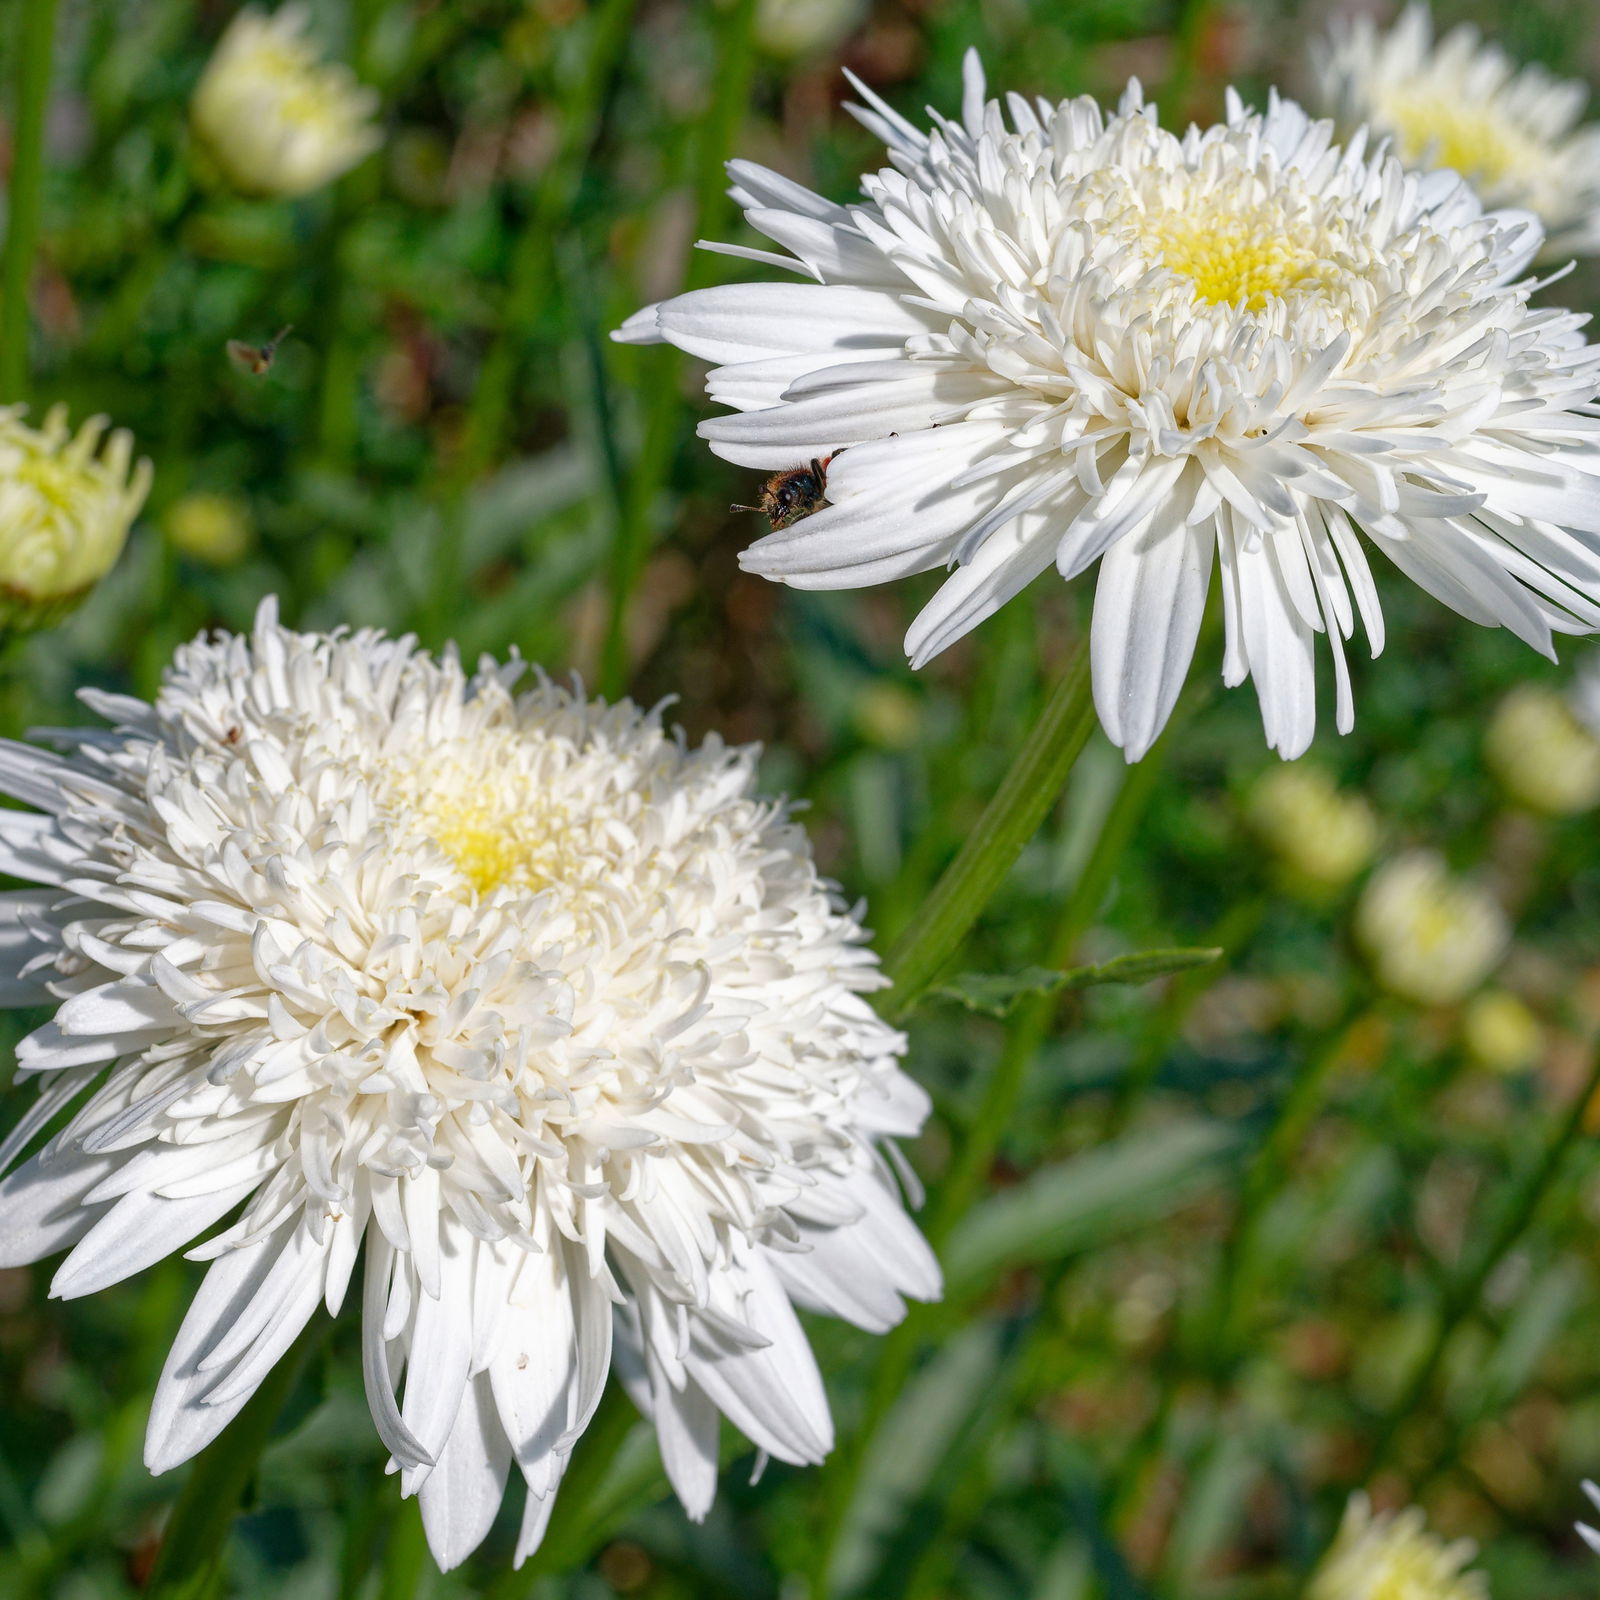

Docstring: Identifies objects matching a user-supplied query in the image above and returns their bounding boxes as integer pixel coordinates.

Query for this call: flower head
[1483,682,1600,815]
[1354,851,1508,1008]
[0,404,149,630]
[1308,1493,1488,1599]
[0,602,937,1569]
[1246,762,1377,891]
[1312,3,1600,261]
[191,5,380,199]
[619,53,1600,760]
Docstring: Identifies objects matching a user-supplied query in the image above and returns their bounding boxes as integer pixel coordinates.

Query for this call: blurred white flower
[1246,763,1377,890]
[618,51,1600,761]
[192,5,380,199]
[1308,1493,1488,1599]
[1355,851,1508,1008]
[1483,682,1600,815]
[0,404,150,630]
[754,0,865,59]
[0,602,937,1570]
[1312,2,1600,261]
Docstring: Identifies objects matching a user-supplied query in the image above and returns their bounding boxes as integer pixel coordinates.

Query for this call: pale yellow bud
[1461,989,1543,1074]
[0,405,150,631]
[1483,684,1600,815]
[164,493,252,568]
[854,682,920,749]
[754,0,866,58]
[1354,851,1507,1009]
[1308,1494,1488,1600]
[192,6,380,200]
[1245,763,1377,890]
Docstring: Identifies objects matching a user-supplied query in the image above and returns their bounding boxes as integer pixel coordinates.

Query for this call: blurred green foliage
[5,0,1600,1596]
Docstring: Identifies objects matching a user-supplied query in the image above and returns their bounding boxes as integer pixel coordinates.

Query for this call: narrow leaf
[942,1120,1241,1299]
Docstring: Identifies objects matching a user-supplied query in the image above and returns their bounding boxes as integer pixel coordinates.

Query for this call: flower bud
[1308,1494,1487,1599]
[1354,851,1507,1009]
[0,405,150,631]
[1245,763,1377,891]
[164,492,252,568]
[1483,683,1600,815]
[191,6,380,200]
[754,0,866,58]
[1461,989,1543,1075]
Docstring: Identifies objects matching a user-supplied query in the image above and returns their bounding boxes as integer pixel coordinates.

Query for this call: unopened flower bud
[1308,1493,1487,1599]
[165,492,252,568]
[0,405,150,632]
[1461,989,1543,1075]
[1354,851,1507,1009]
[1484,684,1600,815]
[754,0,866,59]
[1246,763,1377,891]
[192,6,380,200]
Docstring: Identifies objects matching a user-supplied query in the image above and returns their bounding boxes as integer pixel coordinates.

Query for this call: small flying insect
[732,452,838,532]
[227,324,293,377]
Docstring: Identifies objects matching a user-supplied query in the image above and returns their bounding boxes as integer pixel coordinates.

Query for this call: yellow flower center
[1149,213,1321,307]
[1385,93,1537,189]
[378,729,581,899]
[1122,167,1352,310]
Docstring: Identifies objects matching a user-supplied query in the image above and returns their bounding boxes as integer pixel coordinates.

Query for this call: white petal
[1091,506,1214,762]
[656,283,929,366]
[0,1148,116,1267]
[686,1253,832,1466]
[144,1226,321,1473]
[51,1178,260,1299]
[418,1372,513,1571]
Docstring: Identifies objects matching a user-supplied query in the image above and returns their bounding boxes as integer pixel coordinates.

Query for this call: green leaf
[942,1120,1241,1299]
[932,947,1222,1019]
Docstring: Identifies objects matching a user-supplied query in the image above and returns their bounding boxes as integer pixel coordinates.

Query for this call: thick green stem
[143,1329,323,1600]
[883,644,1096,1019]
[1365,1040,1600,1479]
[0,0,59,401]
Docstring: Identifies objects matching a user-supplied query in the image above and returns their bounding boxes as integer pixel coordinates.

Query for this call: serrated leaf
[932,947,1222,1018]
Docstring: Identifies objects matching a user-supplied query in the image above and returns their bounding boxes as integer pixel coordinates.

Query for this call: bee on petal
[733,453,837,531]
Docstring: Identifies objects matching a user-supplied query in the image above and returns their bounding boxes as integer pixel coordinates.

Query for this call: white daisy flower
[1312,3,1600,262]
[191,5,381,200]
[617,53,1600,760]
[0,601,937,1569]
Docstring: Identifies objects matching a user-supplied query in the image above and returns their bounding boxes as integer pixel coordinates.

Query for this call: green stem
[0,0,59,401]
[144,1329,323,1600]
[883,644,1096,1019]
[1365,1039,1600,1479]
[598,0,758,698]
